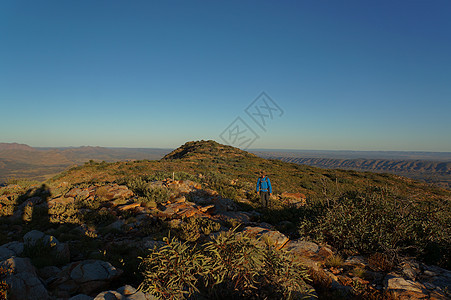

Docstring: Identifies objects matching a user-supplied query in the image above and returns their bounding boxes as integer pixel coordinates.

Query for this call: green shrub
[174,217,221,242]
[299,186,451,268]
[124,177,169,204]
[81,209,116,226]
[5,178,40,189]
[139,236,207,299]
[143,185,169,204]
[49,203,80,224]
[324,254,344,268]
[22,237,68,268]
[139,228,314,299]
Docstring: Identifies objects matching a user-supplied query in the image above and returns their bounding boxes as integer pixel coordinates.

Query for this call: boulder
[118,203,141,211]
[95,185,134,201]
[0,257,49,300]
[401,260,421,281]
[216,211,253,224]
[384,273,428,297]
[47,196,75,208]
[23,230,47,246]
[0,246,15,261]
[94,285,155,300]
[38,265,61,281]
[70,260,122,283]
[94,290,123,300]
[242,226,289,249]
[344,256,367,267]
[65,188,83,198]
[51,260,123,296]
[280,192,307,207]
[0,241,23,260]
[23,230,70,262]
[422,265,451,290]
[283,240,319,254]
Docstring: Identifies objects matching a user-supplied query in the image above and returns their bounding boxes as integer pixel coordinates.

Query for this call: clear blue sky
[1,1,450,151]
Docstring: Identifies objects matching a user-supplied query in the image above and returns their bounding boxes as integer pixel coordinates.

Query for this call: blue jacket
[256,176,272,193]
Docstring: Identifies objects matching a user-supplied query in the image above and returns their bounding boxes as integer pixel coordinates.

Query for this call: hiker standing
[256,171,272,208]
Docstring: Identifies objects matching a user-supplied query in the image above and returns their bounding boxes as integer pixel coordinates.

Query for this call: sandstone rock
[51,260,123,295]
[47,196,75,208]
[0,257,49,300]
[96,185,134,201]
[401,260,421,281]
[198,204,215,213]
[243,226,289,249]
[117,285,153,300]
[283,240,319,254]
[216,211,253,224]
[345,255,367,266]
[94,285,153,300]
[94,290,123,300]
[38,265,61,281]
[317,246,333,258]
[384,273,428,296]
[211,196,238,212]
[70,260,122,283]
[66,188,83,198]
[422,264,451,291]
[0,246,15,261]
[23,229,47,246]
[23,230,69,262]
[280,192,307,207]
[118,202,141,211]
[106,220,125,231]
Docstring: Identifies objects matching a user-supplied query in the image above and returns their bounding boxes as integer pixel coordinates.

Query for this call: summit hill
[0,140,450,299]
[162,140,257,161]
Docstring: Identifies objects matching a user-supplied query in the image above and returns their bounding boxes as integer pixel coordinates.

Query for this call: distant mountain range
[0,143,171,182]
[1,143,450,189]
[253,151,451,189]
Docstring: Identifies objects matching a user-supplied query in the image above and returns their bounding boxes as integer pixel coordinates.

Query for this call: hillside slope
[1,140,450,299]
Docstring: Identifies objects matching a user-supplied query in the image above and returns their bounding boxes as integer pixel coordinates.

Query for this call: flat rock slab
[118,203,141,211]
[384,273,429,298]
[70,260,122,283]
[242,226,289,249]
[283,240,319,254]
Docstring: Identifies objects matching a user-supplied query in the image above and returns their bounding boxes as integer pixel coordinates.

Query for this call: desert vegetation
[0,140,449,299]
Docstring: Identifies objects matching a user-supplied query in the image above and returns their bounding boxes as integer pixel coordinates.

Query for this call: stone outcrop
[0,257,49,300]
[243,226,289,249]
[50,260,123,296]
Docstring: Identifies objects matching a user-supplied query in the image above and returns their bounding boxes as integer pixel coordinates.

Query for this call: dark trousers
[260,191,270,208]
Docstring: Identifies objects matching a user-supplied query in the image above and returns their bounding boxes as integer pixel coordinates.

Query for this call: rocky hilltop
[0,140,450,299]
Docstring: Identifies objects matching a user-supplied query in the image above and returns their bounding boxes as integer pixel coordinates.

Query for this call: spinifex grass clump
[139,229,314,299]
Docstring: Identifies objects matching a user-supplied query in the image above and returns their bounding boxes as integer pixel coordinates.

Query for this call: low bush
[139,228,314,299]
[173,217,221,242]
[22,237,68,268]
[299,186,451,268]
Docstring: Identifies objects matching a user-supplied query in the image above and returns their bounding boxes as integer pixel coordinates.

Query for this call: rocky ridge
[1,178,449,299]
